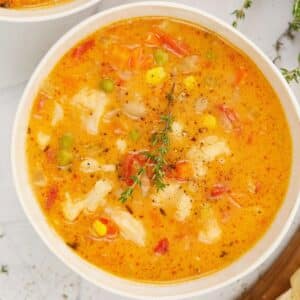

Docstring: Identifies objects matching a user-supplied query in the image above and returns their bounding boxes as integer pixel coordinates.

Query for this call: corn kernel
[93,220,107,237]
[146,67,167,85]
[201,114,217,129]
[183,75,197,90]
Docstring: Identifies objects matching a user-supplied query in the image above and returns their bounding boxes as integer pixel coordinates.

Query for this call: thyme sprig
[281,66,300,83]
[290,0,300,31]
[145,114,173,191]
[274,0,300,64]
[231,0,253,28]
[232,0,300,84]
[277,1,300,83]
[166,83,175,104]
[119,167,145,203]
[118,114,173,203]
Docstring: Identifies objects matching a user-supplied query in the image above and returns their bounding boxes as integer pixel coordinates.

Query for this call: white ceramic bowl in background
[12,2,300,299]
[0,0,102,89]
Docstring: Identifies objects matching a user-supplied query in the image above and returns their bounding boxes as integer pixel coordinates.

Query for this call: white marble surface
[0,0,299,299]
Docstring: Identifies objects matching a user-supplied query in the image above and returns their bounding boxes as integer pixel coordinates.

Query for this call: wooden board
[239,227,300,300]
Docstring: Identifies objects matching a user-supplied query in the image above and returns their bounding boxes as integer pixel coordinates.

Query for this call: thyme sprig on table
[0,265,8,274]
[274,0,300,64]
[231,0,253,28]
[281,65,300,83]
[291,0,300,30]
[118,114,174,203]
[272,0,300,83]
[232,0,300,84]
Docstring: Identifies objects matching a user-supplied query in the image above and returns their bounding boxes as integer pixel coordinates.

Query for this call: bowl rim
[11,1,300,299]
[0,0,101,22]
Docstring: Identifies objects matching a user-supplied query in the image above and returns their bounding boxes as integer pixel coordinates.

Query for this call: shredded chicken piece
[116,139,127,153]
[198,204,222,244]
[62,180,112,221]
[152,183,193,222]
[171,121,183,137]
[36,132,50,151]
[122,101,146,120]
[72,88,108,135]
[105,207,146,246]
[175,192,193,222]
[51,102,64,126]
[187,135,231,177]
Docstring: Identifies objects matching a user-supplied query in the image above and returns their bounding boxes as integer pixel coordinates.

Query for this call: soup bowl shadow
[11,2,300,299]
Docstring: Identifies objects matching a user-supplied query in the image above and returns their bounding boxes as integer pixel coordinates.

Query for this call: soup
[26,17,292,282]
[0,0,70,9]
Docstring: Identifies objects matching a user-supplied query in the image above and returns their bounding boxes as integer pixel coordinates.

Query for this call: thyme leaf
[119,167,145,203]
[231,0,253,28]
[291,0,300,30]
[147,114,173,191]
[281,66,300,83]
[0,265,8,274]
[118,114,174,203]
[166,83,175,104]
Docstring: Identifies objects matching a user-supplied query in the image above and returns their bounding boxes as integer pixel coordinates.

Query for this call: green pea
[129,129,140,142]
[59,133,74,150]
[57,150,73,166]
[100,78,115,93]
[154,49,168,66]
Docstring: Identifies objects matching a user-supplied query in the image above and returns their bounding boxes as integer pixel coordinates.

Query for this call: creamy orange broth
[0,0,70,9]
[26,17,292,282]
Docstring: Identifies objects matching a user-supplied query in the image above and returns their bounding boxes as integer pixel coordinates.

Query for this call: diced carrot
[72,39,95,59]
[254,182,261,193]
[45,185,58,210]
[166,161,192,181]
[210,183,228,198]
[154,238,169,255]
[152,28,190,57]
[141,53,153,69]
[120,154,135,185]
[218,104,242,133]
[219,104,239,124]
[120,153,148,186]
[128,47,140,69]
[145,32,161,47]
[128,47,153,70]
[37,98,46,112]
[175,161,192,178]
[45,147,56,163]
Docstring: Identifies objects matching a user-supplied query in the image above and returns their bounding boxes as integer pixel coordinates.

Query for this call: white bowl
[0,0,102,89]
[11,2,300,299]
